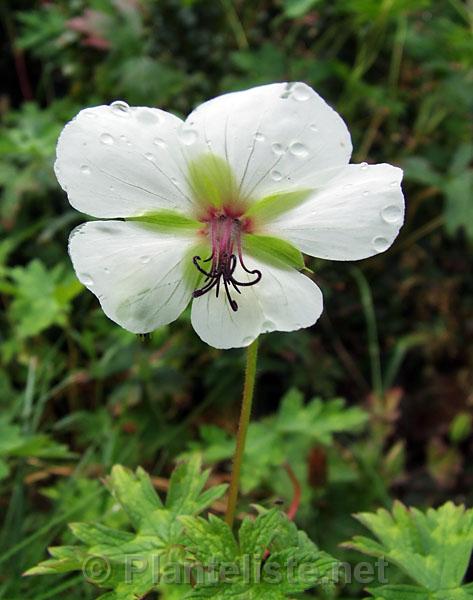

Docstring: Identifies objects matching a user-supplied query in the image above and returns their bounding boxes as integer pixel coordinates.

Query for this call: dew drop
[144,152,154,161]
[110,100,130,116]
[179,128,198,146]
[372,236,390,252]
[81,273,94,286]
[262,320,275,330]
[360,162,368,170]
[242,336,254,345]
[362,190,370,196]
[136,109,160,125]
[271,170,283,181]
[381,204,402,223]
[80,165,91,175]
[289,141,309,158]
[84,111,97,119]
[119,134,127,142]
[170,177,179,185]
[104,267,111,274]
[271,142,285,155]
[390,180,398,187]
[140,256,151,264]
[292,83,311,101]
[154,137,167,148]
[309,123,319,132]
[254,132,265,142]
[100,133,114,145]
[343,183,353,190]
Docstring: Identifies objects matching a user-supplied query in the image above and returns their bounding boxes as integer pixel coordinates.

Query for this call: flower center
[192,214,262,311]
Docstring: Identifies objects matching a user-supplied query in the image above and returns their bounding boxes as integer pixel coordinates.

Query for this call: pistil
[192,215,261,311]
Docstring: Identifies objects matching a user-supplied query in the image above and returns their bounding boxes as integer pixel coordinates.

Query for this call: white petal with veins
[191,257,323,349]
[56,104,194,218]
[184,82,352,202]
[266,163,405,260]
[69,220,197,333]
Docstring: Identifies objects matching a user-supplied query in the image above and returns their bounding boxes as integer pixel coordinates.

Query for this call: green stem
[351,268,383,400]
[225,337,259,528]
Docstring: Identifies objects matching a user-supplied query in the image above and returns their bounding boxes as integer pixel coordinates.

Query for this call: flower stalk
[225,336,259,528]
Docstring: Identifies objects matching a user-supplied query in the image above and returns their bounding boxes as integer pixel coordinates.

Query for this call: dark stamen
[192,215,261,310]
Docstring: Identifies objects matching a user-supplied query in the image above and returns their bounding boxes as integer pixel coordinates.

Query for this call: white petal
[184,82,352,201]
[69,220,197,333]
[56,104,194,218]
[191,257,323,349]
[266,163,405,261]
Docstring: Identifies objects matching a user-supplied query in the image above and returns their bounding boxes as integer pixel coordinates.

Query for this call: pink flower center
[192,214,261,311]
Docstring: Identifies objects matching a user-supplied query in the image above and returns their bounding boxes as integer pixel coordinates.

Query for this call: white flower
[55,83,404,349]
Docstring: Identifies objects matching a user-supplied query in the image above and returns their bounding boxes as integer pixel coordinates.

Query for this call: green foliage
[0,417,74,481]
[27,456,227,599]
[344,502,473,599]
[6,259,82,340]
[185,388,368,496]
[27,459,338,600]
[0,102,71,222]
[181,509,338,598]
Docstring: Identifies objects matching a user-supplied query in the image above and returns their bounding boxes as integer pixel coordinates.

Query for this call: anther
[192,214,262,309]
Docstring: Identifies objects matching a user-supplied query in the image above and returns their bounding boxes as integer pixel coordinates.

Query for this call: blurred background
[0,0,472,598]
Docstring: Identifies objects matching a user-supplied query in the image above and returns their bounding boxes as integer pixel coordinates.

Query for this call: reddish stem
[284,462,302,521]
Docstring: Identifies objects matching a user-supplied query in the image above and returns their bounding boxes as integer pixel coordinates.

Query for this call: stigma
[192,214,261,311]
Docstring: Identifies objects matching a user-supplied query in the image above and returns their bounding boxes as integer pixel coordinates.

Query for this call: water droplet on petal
[104,267,111,274]
[110,100,130,116]
[254,132,265,142]
[145,152,154,161]
[271,142,285,155]
[81,273,94,285]
[362,190,369,196]
[271,170,283,181]
[292,83,311,101]
[242,336,254,345]
[343,183,353,190]
[100,133,114,145]
[84,111,97,119]
[171,177,179,185]
[309,123,319,132]
[372,236,390,252]
[289,142,309,158]
[80,165,91,175]
[179,128,198,146]
[360,162,368,170]
[390,180,398,187]
[140,256,151,264]
[136,110,160,125]
[154,137,167,148]
[381,204,402,223]
[119,134,127,142]
[262,320,275,330]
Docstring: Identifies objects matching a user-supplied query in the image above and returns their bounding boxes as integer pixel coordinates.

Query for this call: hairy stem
[225,337,259,528]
